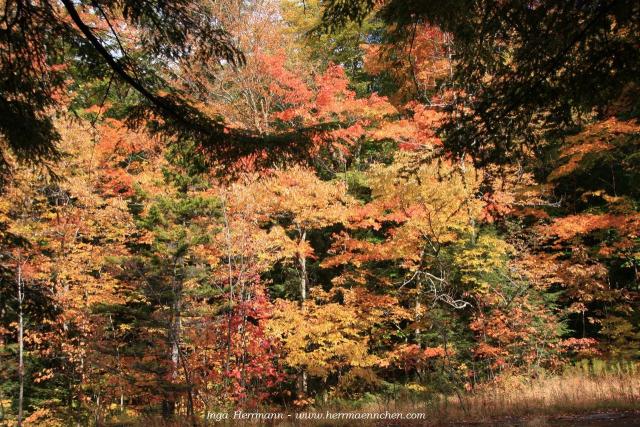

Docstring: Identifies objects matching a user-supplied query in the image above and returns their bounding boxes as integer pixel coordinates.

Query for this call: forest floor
[426,411,640,427]
[301,369,640,427]
[118,369,640,426]
[123,409,640,427]
[151,410,640,426]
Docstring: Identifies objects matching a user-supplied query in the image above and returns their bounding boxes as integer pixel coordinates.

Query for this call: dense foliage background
[0,0,638,424]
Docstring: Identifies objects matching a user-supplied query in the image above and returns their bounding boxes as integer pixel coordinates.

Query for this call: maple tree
[321,0,640,165]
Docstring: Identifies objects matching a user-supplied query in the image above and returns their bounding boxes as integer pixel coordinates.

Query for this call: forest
[0,0,639,425]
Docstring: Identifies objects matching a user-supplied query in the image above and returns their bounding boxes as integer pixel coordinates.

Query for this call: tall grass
[366,359,640,423]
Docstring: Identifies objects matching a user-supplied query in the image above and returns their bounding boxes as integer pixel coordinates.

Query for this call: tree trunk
[415,298,421,339]
[163,260,183,419]
[165,296,181,418]
[17,263,24,427]
[171,309,180,382]
[299,228,307,303]
[297,228,308,395]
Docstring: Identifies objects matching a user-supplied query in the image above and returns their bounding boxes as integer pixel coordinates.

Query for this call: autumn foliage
[0,0,638,425]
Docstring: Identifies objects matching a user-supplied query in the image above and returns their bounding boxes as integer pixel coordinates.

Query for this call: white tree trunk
[297,228,308,395]
[17,263,24,427]
[299,229,307,303]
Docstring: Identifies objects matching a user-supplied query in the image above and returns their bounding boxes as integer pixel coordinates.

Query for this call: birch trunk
[17,262,24,427]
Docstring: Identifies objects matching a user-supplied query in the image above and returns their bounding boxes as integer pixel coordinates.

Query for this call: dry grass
[435,371,639,422]
[361,360,640,424]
